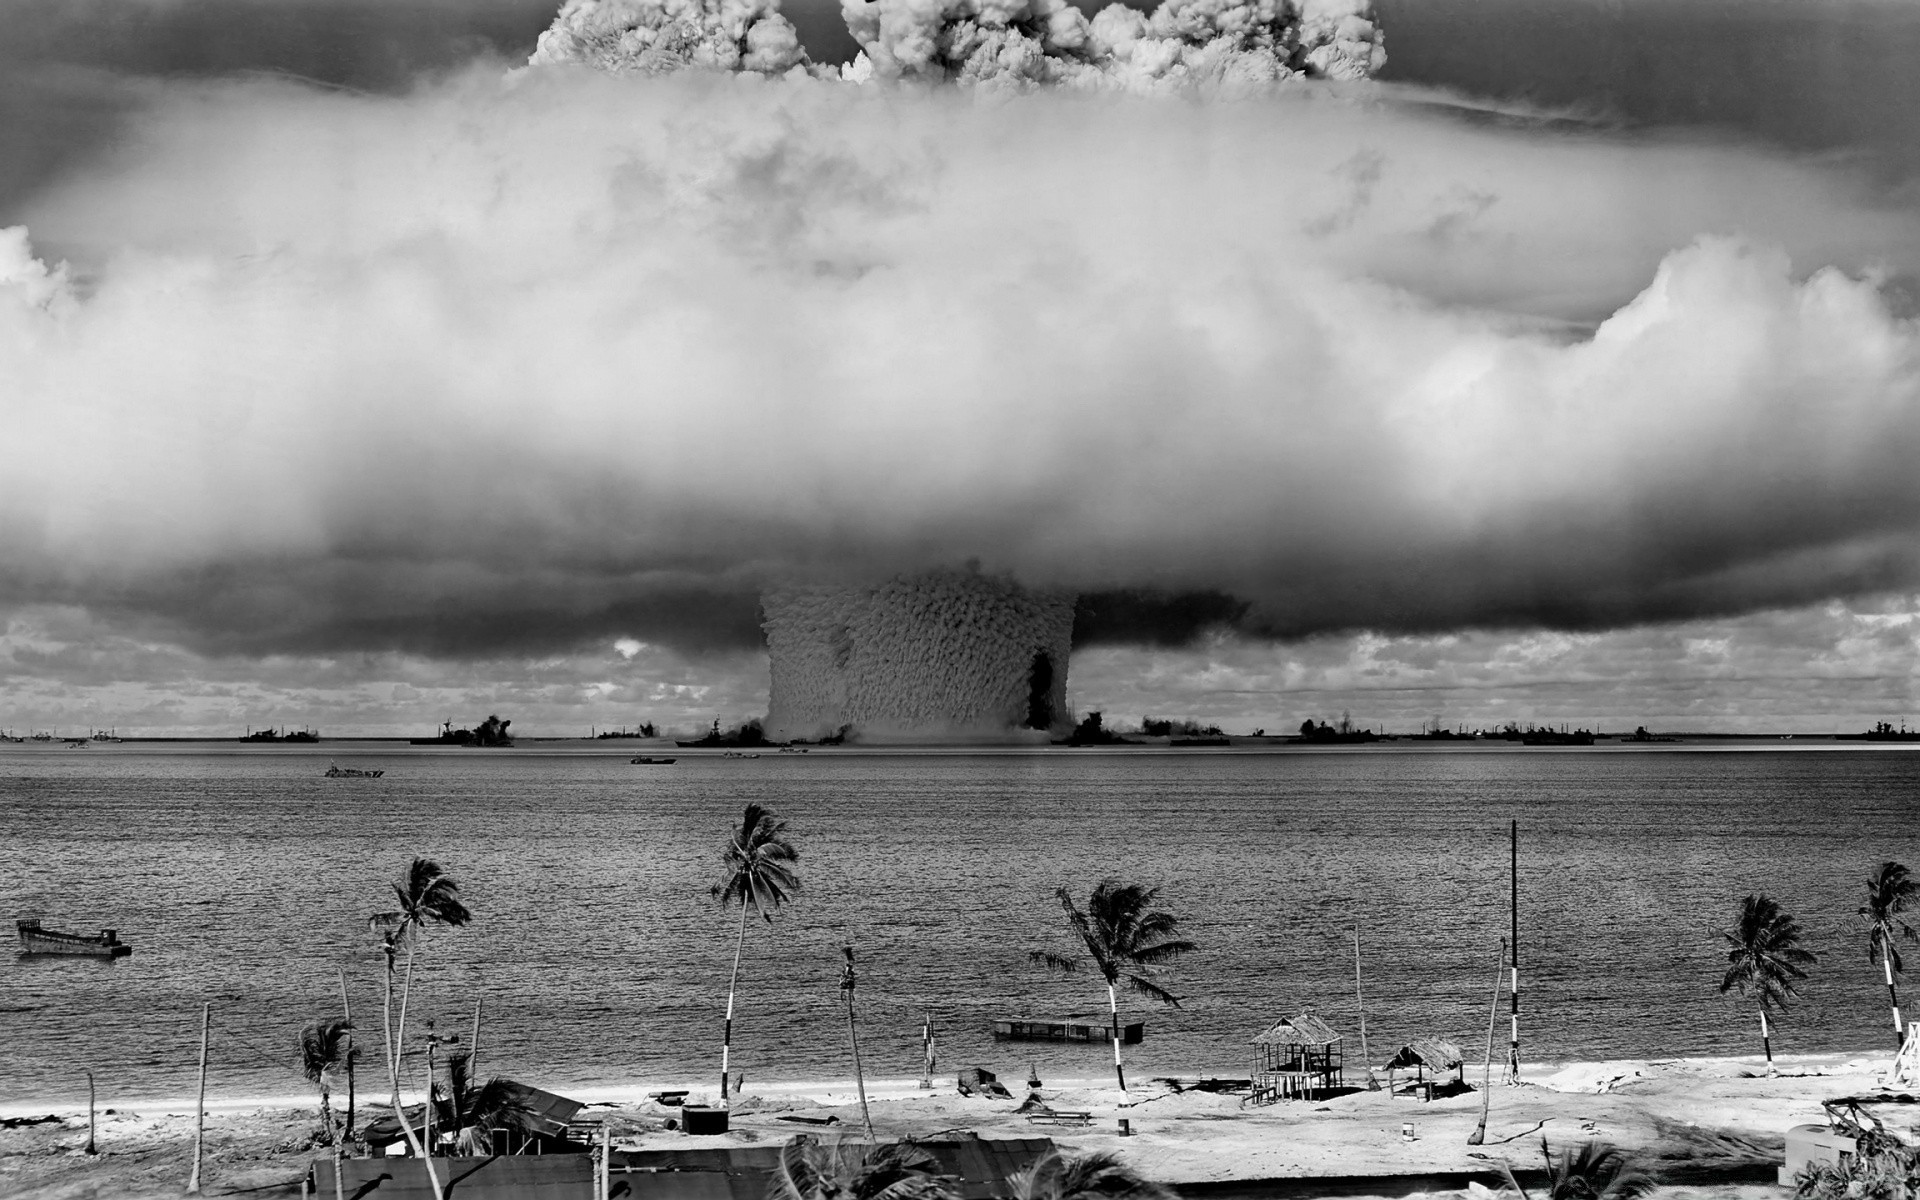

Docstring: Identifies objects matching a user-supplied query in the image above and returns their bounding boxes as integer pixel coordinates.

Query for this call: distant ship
[16,919,132,958]
[1837,722,1920,743]
[325,763,385,778]
[240,726,320,743]
[410,716,513,747]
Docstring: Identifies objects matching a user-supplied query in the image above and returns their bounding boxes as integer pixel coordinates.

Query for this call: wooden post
[1354,925,1376,1089]
[85,1071,97,1154]
[188,1002,209,1193]
[598,1123,610,1200]
[1468,938,1505,1146]
[470,999,482,1081]
[920,1015,934,1090]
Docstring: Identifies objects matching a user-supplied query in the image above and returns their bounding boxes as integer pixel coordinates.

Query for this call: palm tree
[769,1137,956,1200]
[433,1051,534,1156]
[1007,1150,1176,1200]
[1534,1139,1653,1200]
[368,858,471,1198]
[1860,862,1920,1046]
[711,803,799,1104]
[1719,893,1817,1075]
[299,1019,354,1146]
[1029,880,1196,1092]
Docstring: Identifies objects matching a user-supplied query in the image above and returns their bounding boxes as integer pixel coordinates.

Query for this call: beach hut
[1385,1038,1465,1099]
[1248,1012,1344,1103]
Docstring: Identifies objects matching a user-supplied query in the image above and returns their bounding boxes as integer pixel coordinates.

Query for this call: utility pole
[1505,820,1522,1084]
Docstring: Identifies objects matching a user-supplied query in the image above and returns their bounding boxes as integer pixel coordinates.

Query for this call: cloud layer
[3,65,1920,667]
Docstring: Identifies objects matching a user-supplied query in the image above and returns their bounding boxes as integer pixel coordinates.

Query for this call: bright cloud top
[2,67,1919,660]
[528,0,1385,88]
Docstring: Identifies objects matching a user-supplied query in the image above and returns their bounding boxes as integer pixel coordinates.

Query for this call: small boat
[722,751,762,759]
[629,756,677,765]
[324,764,385,778]
[993,1015,1144,1044]
[17,919,133,957]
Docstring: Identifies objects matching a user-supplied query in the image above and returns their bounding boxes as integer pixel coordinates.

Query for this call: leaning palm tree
[1030,880,1196,1092]
[712,803,800,1104]
[298,1019,354,1146]
[1007,1150,1177,1200]
[769,1136,956,1200]
[1860,862,1920,1046]
[368,859,471,1198]
[1720,893,1817,1075]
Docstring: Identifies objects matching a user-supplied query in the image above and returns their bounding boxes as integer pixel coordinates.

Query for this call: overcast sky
[3,0,1920,737]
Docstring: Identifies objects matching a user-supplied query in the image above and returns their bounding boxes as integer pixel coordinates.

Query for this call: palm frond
[1038,879,1195,1003]
[769,1136,956,1200]
[718,804,801,923]
[1031,950,1082,974]
[1125,973,1182,1008]
[1720,893,1816,1012]
[1128,939,1199,966]
[299,1019,353,1083]
[1008,1149,1176,1200]
[1544,1139,1652,1200]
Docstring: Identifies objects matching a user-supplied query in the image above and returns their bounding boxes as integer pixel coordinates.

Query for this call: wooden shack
[1385,1037,1464,1098]
[1248,1012,1344,1103]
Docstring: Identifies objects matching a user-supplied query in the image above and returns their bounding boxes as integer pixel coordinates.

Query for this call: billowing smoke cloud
[528,0,813,75]
[837,0,1384,88]
[3,66,1920,663]
[525,0,1382,89]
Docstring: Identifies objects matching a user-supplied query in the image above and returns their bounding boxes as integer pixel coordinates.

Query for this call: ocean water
[3,743,1919,1107]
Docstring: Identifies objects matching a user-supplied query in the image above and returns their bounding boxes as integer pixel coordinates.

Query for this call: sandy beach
[0,1050,1885,1199]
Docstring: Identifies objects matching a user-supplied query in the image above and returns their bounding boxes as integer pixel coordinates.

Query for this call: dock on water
[993,1015,1145,1044]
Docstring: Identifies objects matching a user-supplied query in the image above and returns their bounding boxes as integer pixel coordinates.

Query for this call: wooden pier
[993,1016,1144,1044]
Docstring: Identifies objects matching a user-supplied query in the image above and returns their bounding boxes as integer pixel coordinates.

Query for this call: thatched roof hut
[1247,1012,1344,1103]
[1385,1037,1466,1096]
[1385,1037,1462,1074]
[1251,1012,1343,1048]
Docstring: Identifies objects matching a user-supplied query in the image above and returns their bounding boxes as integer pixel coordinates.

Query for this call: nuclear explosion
[531,0,1385,88]
[761,569,1075,742]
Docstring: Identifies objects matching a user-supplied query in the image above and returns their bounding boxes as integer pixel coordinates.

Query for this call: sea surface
[4,742,1919,1107]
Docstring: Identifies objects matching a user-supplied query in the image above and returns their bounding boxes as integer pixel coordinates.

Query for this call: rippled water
[4,743,1918,1105]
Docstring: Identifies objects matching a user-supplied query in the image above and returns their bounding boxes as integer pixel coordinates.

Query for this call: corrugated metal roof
[1385,1038,1463,1071]
[1250,1012,1343,1046]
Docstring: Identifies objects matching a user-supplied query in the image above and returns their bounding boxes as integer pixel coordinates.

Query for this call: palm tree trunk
[721,894,748,1098]
[721,896,749,1103]
[846,985,874,1141]
[320,1081,336,1146]
[1107,981,1127,1093]
[1760,1007,1774,1076]
[339,968,356,1141]
[1887,954,1904,1046]
[388,944,443,1200]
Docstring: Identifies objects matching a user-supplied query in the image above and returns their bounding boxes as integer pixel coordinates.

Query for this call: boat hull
[16,920,132,957]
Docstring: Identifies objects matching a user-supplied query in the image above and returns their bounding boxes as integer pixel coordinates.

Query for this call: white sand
[2,1052,1893,1199]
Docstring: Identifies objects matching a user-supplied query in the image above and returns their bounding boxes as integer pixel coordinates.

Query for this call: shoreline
[2,1050,1894,1198]
[0,1051,1883,1120]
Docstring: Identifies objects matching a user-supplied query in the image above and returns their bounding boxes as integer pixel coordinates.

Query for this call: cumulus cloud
[3,67,1920,667]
